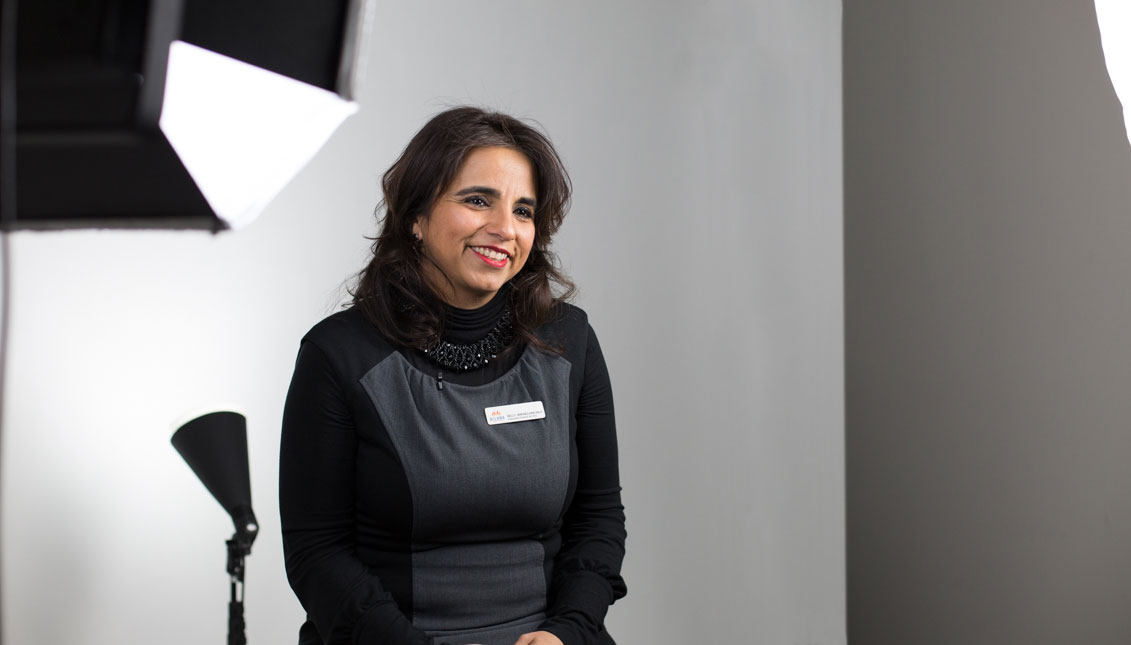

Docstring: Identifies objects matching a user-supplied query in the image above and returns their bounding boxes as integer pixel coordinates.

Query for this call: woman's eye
[515,207,534,220]
[465,196,488,207]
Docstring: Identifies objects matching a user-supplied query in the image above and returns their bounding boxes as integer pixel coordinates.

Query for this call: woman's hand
[513,631,564,645]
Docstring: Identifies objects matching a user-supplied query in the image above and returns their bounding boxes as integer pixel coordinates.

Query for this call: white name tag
[484,401,546,425]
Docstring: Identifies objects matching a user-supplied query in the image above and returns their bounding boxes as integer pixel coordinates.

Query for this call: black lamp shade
[172,411,257,542]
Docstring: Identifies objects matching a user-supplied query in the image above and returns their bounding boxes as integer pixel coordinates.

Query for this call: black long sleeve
[539,326,627,645]
[280,341,432,644]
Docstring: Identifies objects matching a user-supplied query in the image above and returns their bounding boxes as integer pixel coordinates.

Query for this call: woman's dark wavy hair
[351,106,575,351]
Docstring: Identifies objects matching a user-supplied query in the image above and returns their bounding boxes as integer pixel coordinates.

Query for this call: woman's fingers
[513,631,563,645]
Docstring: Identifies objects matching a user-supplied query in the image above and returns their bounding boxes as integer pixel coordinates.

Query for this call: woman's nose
[486,207,516,239]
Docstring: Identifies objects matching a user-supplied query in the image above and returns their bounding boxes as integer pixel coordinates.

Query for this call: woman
[280,107,627,645]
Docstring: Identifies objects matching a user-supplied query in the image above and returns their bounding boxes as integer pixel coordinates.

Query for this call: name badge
[484,401,546,425]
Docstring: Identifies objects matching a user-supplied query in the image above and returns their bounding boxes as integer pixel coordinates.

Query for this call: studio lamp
[172,410,257,645]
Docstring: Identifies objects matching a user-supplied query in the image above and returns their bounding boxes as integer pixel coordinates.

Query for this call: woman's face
[413,146,537,309]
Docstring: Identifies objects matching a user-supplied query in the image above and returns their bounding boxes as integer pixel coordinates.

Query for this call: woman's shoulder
[538,301,589,337]
[303,306,367,340]
[300,306,396,360]
[533,301,600,365]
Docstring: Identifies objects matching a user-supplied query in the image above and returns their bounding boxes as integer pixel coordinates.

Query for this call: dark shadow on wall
[846,2,1131,644]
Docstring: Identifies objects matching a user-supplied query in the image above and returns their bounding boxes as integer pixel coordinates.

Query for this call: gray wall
[846,2,1131,644]
[3,2,844,644]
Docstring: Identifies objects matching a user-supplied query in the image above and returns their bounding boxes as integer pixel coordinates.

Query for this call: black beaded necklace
[421,307,515,372]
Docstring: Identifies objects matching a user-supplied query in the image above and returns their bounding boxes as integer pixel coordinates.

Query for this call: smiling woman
[279,107,627,645]
[413,147,538,309]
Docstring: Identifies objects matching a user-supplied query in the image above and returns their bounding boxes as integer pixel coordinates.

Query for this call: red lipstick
[470,246,509,268]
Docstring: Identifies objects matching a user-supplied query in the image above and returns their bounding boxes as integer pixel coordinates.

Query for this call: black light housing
[0,0,370,230]
[171,410,257,548]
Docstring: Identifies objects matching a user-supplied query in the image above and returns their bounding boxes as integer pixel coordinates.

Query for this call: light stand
[172,411,258,645]
[227,529,251,645]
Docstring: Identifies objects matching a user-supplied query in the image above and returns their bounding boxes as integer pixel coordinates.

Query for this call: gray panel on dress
[425,612,546,645]
[414,541,546,642]
[361,346,572,633]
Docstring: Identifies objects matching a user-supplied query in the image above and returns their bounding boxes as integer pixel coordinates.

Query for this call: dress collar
[442,285,509,344]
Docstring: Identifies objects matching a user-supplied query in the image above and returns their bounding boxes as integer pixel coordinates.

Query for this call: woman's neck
[442,287,509,343]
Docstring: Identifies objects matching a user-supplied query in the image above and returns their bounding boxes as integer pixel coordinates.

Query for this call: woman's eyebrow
[454,186,537,208]
[454,186,499,198]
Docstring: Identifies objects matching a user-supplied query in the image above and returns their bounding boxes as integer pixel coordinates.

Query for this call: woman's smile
[469,245,511,267]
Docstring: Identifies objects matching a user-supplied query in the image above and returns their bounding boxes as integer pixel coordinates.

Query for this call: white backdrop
[2,2,844,644]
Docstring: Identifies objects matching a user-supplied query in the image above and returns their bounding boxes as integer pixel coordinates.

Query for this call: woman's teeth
[471,247,508,261]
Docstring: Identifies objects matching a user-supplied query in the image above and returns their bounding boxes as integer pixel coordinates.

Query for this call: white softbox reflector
[159,40,358,229]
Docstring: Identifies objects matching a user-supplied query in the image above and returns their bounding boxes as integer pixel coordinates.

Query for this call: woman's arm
[280,340,433,645]
[539,325,628,645]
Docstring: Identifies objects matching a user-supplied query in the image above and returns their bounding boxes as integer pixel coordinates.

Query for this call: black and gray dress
[280,291,626,645]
